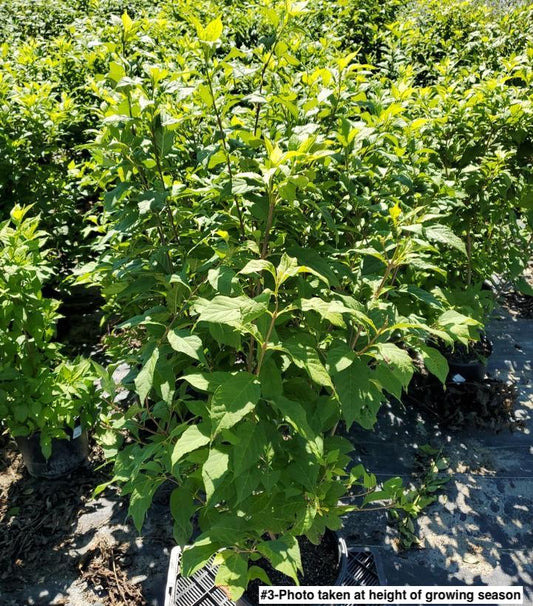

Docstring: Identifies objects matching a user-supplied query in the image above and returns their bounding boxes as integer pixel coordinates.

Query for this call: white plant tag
[73,425,82,439]
[452,374,466,383]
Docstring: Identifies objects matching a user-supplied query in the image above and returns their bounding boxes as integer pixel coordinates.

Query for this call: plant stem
[261,189,276,259]
[149,120,180,243]
[255,300,278,375]
[466,226,472,286]
[203,60,246,238]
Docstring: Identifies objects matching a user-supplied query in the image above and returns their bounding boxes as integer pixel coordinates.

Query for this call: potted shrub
[0,205,99,478]
[85,9,483,601]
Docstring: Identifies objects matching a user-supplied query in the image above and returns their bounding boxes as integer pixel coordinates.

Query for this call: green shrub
[85,9,483,596]
[0,206,99,457]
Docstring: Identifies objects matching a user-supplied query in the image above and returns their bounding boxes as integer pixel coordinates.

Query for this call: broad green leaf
[208,323,242,348]
[373,364,404,400]
[171,424,211,466]
[275,253,299,286]
[232,423,266,475]
[239,259,276,278]
[516,277,533,297]
[182,537,220,576]
[425,225,466,255]
[234,468,261,504]
[121,12,133,33]
[182,372,231,393]
[418,344,449,384]
[371,343,414,388]
[400,286,443,309]
[437,310,479,327]
[274,396,314,440]
[284,338,333,388]
[326,343,356,375]
[256,536,302,583]
[287,446,320,491]
[170,485,195,545]
[210,372,260,435]
[333,358,383,429]
[134,347,159,402]
[129,475,164,532]
[299,298,349,327]
[192,295,266,326]
[259,358,283,398]
[286,245,339,287]
[192,296,242,324]
[214,552,248,600]
[168,329,204,361]
[198,17,223,42]
[202,447,229,503]
[198,516,249,545]
[14,402,28,423]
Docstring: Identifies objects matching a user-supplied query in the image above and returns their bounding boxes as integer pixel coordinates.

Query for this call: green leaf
[121,12,133,33]
[40,432,52,460]
[333,358,384,429]
[373,364,404,400]
[198,17,223,42]
[425,225,466,255]
[418,344,449,384]
[129,475,164,532]
[170,485,195,545]
[192,295,266,326]
[274,397,314,440]
[214,551,248,600]
[168,329,204,361]
[134,347,159,402]
[182,537,220,576]
[202,447,230,503]
[284,338,333,388]
[182,372,230,393]
[400,286,444,309]
[516,277,533,297]
[208,323,242,348]
[234,469,261,503]
[287,447,319,491]
[210,372,260,435]
[299,298,349,327]
[239,259,276,278]
[326,343,356,375]
[232,423,266,475]
[259,358,283,398]
[371,343,414,388]
[286,246,339,287]
[171,424,211,466]
[437,310,479,327]
[192,296,242,324]
[257,536,302,583]
[14,402,28,423]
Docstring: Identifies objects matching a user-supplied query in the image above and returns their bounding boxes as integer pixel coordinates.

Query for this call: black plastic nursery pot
[447,359,486,383]
[239,531,348,606]
[445,335,493,383]
[15,425,89,479]
[164,533,386,606]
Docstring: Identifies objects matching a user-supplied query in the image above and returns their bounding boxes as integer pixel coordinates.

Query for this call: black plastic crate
[164,546,387,606]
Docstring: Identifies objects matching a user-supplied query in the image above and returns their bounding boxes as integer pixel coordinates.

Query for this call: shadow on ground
[341,308,533,605]
[0,437,174,606]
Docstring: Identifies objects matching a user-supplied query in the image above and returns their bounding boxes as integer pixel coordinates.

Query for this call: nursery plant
[85,7,482,598]
[380,0,533,297]
[0,206,99,459]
